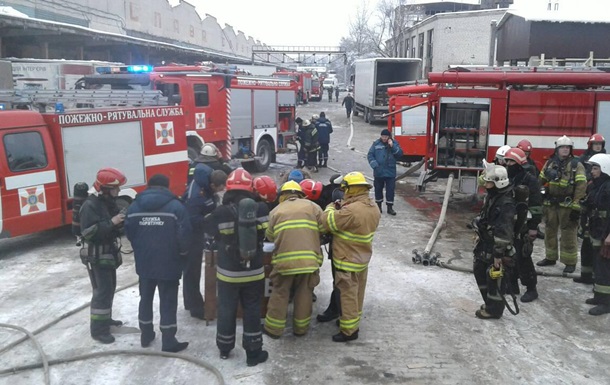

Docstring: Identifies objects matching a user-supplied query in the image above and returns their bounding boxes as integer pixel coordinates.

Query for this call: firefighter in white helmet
[579,134,606,181]
[472,162,516,319]
[494,145,511,166]
[537,135,587,274]
[581,154,610,315]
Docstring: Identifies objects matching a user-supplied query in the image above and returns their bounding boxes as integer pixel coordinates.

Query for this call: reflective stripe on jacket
[266,196,324,275]
[540,156,586,209]
[321,193,381,272]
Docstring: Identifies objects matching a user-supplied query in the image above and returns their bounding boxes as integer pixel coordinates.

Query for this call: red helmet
[93,167,127,191]
[588,133,606,146]
[516,139,532,152]
[504,148,528,165]
[299,179,323,201]
[226,168,253,192]
[253,175,278,203]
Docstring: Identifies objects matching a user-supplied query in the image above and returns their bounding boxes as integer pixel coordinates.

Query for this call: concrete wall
[400,9,506,78]
[3,0,263,59]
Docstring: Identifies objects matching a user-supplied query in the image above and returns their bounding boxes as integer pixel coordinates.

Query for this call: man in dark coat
[302,119,319,173]
[315,112,333,168]
[342,93,355,118]
[125,174,192,352]
[367,129,403,215]
[182,165,227,319]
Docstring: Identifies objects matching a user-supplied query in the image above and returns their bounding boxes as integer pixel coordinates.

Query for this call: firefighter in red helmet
[579,134,606,181]
[516,139,539,177]
[79,167,127,344]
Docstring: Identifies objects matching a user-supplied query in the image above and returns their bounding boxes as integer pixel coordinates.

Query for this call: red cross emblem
[195,113,206,129]
[19,186,47,215]
[155,122,175,146]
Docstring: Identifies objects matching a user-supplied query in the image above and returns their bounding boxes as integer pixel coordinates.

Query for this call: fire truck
[310,75,322,102]
[0,98,189,239]
[78,65,299,172]
[272,70,312,105]
[387,66,610,191]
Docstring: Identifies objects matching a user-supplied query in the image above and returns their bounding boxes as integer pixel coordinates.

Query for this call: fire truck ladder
[0,89,169,111]
[448,65,610,73]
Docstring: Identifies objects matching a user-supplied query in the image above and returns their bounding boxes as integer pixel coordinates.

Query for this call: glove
[501,256,515,268]
[569,209,580,222]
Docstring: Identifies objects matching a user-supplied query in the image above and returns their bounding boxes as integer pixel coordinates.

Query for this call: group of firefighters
[77,141,381,367]
[475,134,610,319]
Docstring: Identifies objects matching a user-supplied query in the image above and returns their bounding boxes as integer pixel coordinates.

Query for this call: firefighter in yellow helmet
[537,135,587,273]
[263,181,324,338]
[321,172,381,342]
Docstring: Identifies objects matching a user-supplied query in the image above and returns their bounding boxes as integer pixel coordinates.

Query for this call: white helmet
[495,145,511,160]
[555,135,574,148]
[201,143,219,157]
[312,114,319,121]
[587,153,610,176]
[482,160,510,189]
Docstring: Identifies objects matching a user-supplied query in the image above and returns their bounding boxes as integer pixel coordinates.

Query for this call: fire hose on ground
[0,279,226,384]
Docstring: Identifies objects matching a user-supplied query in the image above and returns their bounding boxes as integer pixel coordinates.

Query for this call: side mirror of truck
[168,94,182,106]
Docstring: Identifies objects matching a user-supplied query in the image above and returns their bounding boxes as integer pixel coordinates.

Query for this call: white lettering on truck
[58,107,184,126]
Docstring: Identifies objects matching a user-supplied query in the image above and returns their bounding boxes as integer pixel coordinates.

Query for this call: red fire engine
[310,74,322,102]
[272,70,312,105]
[79,65,299,172]
[0,101,188,239]
[387,67,610,190]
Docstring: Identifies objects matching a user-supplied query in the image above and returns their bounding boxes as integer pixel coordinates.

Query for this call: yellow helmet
[340,172,371,190]
[280,180,304,194]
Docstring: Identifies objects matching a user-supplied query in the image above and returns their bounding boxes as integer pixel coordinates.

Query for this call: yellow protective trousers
[335,268,368,336]
[543,205,578,265]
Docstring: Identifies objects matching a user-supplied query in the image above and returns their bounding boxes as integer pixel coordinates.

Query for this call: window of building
[129,2,139,22]
[222,37,226,47]
[548,1,552,10]
[554,2,559,10]
[4,131,48,172]
[154,12,161,28]
[411,36,416,58]
[418,32,425,59]
[426,29,434,77]
[406,38,410,58]
[190,25,195,38]
[193,84,209,107]
[173,19,179,33]
[202,30,207,42]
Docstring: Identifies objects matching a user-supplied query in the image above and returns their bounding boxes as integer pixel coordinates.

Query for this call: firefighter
[581,154,610,315]
[79,167,127,344]
[182,165,227,319]
[494,145,511,166]
[187,143,233,183]
[327,86,333,102]
[321,172,381,341]
[579,134,606,181]
[264,181,324,338]
[576,153,610,286]
[367,128,404,215]
[295,117,306,169]
[204,168,269,366]
[316,111,333,168]
[253,175,279,211]
[537,135,587,273]
[473,163,516,319]
[125,174,192,352]
[335,86,340,102]
[302,119,320,173]
[516,139,540,177]
[342,93,355,118]
[504,148,543,302]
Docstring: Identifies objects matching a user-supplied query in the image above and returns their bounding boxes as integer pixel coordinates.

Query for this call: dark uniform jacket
[80,194,122,268]
[183,163,217,232]
[579,149,607,181]
[525,157,540,178]
[367,139,404,178]
[475,187,516,260]
[187,154,233,184]
[581,174,610,243]
[342,95,354,109]
[204,190,270,283]
[125,187,192,281]
[315,117,333,145]
[303,124,319,152]
[511,168,543,232]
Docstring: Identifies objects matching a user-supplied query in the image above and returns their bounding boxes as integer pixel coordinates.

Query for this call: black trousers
[473,258,505,317]
[512,237,537,290]
[318,144,330,164]
[138,278,180,348]
[90,265,116,336]
[593,250,610,302]
[306,150,317,168]
[580,236,595,276]
[323,240,340,315]
[345,107,352,118]
[183,239,205,316]
[216,279,264,353]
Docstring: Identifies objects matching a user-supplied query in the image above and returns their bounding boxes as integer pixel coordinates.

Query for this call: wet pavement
[1,95,609,384]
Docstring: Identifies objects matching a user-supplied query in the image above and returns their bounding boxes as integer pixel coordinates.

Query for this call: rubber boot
[520,288,538,303]
[317,289,340,322]
[322,160,328,168]
[573,273,594,284]
[586,292,601,305]
[386,204,396,216]
[109,319,123,327]
[376,202,382,213]
[92,333,115,344]
[563,264,576,274]
[332,329,359,342]
[246,349,269,367]
[161,329,189,353]
[141,331,156,348]
[589,304,610,316]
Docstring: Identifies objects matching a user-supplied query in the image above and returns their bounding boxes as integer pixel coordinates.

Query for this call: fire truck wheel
[254,139,274,172]
[364,108,370,123]
[367,109,375,124]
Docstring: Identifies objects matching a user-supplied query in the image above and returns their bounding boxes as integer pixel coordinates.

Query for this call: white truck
[352,58,421,123]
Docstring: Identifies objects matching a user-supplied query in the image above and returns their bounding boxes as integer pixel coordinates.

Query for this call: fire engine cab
[78,64,298,172]
[272,70,312,105]
[0,95,188,239]
[388,66,610,191]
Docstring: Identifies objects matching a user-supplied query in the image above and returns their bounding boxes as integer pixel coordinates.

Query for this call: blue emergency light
[0,103,5,110]
[96,65,153,74]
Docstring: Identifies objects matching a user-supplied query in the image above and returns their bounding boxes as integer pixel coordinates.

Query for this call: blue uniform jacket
[315,117,333,145]
[126,187,192,281]
[183,163,216,231]
[367,138,403,178]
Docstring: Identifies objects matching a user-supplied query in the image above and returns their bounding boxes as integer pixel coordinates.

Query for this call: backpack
[234,197,259,268]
